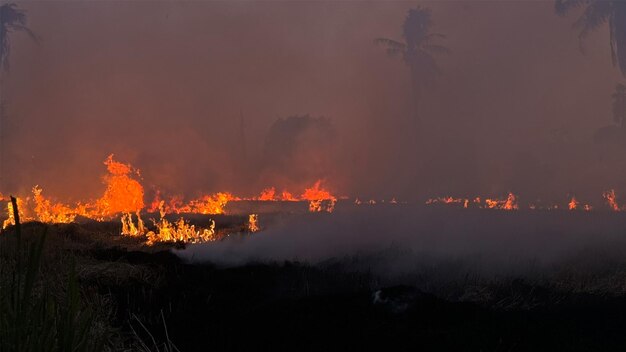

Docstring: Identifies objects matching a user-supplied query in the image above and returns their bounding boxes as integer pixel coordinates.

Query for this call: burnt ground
[5,215,626,351]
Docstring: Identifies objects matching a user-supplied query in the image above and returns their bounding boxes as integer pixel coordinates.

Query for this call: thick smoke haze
[3,1,624,204]
[177,206,626,279]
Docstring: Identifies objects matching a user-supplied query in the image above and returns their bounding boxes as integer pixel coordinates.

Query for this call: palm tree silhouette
[556,0,626,76]
[0,2,36,189]
[375,6,448,130]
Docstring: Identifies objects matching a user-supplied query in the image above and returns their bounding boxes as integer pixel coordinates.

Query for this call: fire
[94,154,144,218]
[426,193,600,211]
[426,194,518,210]
[148,190,164,213]
[280,191,298,201]
[146,217,216,245]
[258,188,276,201]
[2,197,32,229]
[33,186,77,223]
[182,193,236,214]
[25,155,145,223]
[482,193,518,210]
[124,202,218,245]
[255,188,304,202]
[603,190,620,211]
[2,201,15,229]
[301,180,337,212]
[426,196,467,207]
[502,193,518,210]
[248,214,259,232]
[148,192,236,215]
[120,211,145,236]
[22,150,626,248]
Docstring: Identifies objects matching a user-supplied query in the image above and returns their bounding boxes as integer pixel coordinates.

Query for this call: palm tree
[612,83,626,127]
[556,0,626,76]
[375,6,448,128]
[0,2,35,189]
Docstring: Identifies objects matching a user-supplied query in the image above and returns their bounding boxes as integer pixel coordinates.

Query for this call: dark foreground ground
[3,212,626,351]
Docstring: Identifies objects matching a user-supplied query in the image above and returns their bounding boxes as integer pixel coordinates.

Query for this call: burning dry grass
[1,154,338,246]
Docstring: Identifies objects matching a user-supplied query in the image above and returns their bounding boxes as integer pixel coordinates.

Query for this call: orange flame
[258,188,276,201]
[280,191,298,201]
[93,154,144,218]
[603,190,620,211]
[248,214,259,232]
[301,180,337,212]
[32,186,77,223]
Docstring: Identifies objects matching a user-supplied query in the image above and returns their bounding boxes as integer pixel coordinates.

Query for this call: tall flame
[248,214,259,232]
[603,190,620,211]
[94,154,144,218]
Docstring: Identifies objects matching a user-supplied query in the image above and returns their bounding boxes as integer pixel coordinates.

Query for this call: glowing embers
[426,193,518,210]
[567,196,592,211]
[426,196,469,208]
[425,193,600,211]
[484,193,518,210]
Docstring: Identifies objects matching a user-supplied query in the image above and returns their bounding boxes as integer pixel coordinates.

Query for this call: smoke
[2,1,624,203]
[176,206,626,278]
[258,115,336,190]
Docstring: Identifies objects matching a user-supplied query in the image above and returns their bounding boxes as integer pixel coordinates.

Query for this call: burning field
[5,0,626,351]
[4,154,626,350]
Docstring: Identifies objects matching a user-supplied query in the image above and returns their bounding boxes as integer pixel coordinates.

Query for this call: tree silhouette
[0,2,35,189]
[1,3,35,69]
[375,6,448,127]
[613,83,626,127]
[556,0,626,76]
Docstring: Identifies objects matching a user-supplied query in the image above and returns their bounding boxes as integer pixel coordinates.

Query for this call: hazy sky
[3,1,624,204]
